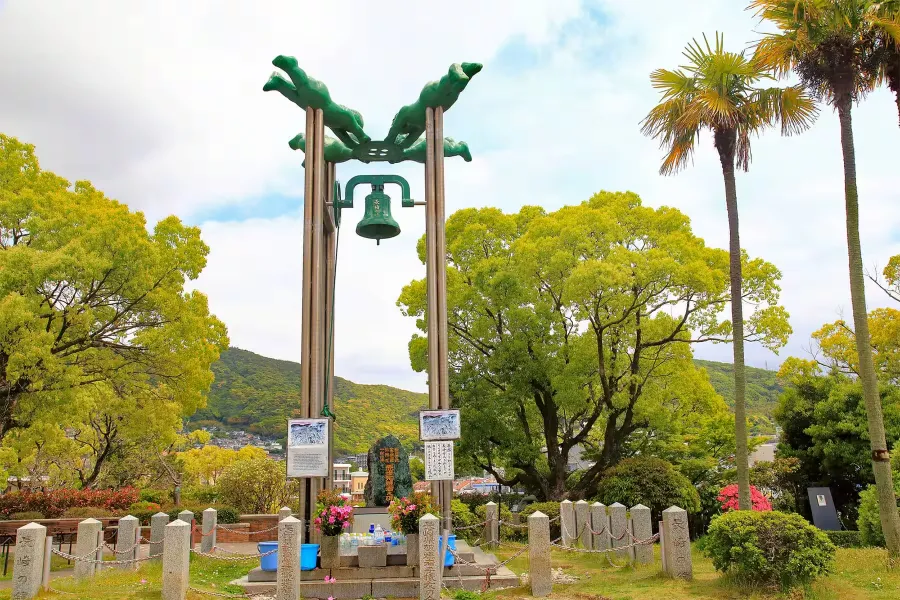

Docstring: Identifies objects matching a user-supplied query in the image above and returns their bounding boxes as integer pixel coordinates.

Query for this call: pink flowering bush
[314,489,353,536]
[389,492,437,535]
[718,484,772,512]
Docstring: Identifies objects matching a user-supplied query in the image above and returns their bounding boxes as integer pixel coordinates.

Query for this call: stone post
[559,500,575,548]
[278,507,293,521]
[608,503,628,561]
[162,519,191,600]
[150,512,170,559]
[201,508,217,553]
[662,506,692,579]
[484,502,499,548]
[418,514,441,600]
[276,516,302,600]
[177,510,194,525]
[527,511,552,597]
[74,518,103,578]
[41,536,52,591]
[659,520,667,572]
[574,500,592,549]
[590,502,609,551]
[116,515,140,569]
[630,504,653,565]
[12,522,46,600]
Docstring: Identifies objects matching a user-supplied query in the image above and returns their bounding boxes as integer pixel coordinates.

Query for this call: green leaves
[398,192,790,499]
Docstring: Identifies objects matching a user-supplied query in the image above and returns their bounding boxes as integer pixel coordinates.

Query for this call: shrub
[451,590,480,600]
[165,505,240,525]
[475,502,522,541]
[138,489,167,504]
[10,511,45,521]
[856,484,898,548]
[825,530,862,548]
[519,502,561,541]
[62,507,115,520]
[451,500,478,542]
[718,484,772,512]
[596,457,701,519]
[704,511,835,588]
[0,488,139,519]
[217,457,290,514]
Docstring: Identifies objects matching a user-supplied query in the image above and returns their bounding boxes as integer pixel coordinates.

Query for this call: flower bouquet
[315,489,353,568]
[388,492,437,566]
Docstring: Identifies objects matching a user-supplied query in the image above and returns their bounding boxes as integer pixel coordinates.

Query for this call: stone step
[232,571,521,599]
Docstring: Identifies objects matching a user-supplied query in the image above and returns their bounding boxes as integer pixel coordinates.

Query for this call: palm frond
[752,85,819,135]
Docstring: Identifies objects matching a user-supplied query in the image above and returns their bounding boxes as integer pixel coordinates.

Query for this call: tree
[812,307,900,385]
[0,134,229,453]
[595,456,700,522]
[217,456,297,514]
[871,1,900,124]
[179,445,267,486]
[641,32,816,511]
[398,192,790,500]
[752,0,900,553]
[774,357,900,524]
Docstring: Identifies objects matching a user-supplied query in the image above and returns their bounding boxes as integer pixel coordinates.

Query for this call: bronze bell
[356,185,400,245]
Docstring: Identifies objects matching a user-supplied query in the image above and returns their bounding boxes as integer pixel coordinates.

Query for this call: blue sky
[2,0,899,393]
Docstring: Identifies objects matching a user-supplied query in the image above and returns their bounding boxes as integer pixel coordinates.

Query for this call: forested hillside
[189,348,425,455]
[190,349,783,453]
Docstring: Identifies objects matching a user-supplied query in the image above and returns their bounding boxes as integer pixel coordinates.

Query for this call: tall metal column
[425,106,453,530]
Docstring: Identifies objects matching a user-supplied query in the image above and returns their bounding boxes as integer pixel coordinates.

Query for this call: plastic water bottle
[369,523,375,534]
[374,524,385,545]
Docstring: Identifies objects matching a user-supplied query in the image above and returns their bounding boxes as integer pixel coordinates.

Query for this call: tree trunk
[715,128,750,511]
[837,94,900,557]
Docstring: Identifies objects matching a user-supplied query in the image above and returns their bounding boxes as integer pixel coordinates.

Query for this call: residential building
[350,469,369,503]
[333,463,351,494]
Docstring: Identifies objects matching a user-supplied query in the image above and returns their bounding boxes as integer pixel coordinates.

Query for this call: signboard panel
[286,418,329,478]
[424,440,455,481]
[419,409,461,441]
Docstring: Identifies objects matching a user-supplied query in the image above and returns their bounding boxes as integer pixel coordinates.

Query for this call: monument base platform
[233,540,520,598]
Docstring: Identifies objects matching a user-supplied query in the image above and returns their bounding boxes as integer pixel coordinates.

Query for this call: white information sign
[424,440,455,481]
[286,418,329,478]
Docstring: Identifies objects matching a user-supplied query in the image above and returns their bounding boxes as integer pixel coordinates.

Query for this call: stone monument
[363,435,412,506]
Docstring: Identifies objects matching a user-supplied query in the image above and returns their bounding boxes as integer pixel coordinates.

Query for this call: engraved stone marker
[528,511,552,597]
[418,514,441,600]
[662,506,692,579]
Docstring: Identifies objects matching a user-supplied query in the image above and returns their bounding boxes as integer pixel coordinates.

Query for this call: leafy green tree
[774,358,900,524]
[0,134,228,467]
[752,0,900,554]
[595,456,700,522]
[217,455,297,514]
[409,457,425,483]
[398,192,790,500]
[642,32,816,510]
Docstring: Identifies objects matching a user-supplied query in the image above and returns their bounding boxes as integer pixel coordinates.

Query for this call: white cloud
[3,0,899,392]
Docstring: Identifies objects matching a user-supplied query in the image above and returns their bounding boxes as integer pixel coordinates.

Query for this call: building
[333,463,351,494]
[355,453,369,471]
[350,469,369,503]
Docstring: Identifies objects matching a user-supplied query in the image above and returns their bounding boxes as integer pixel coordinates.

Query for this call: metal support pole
[434,107,453,531]
[325,161,337,494]
[308,108,327,537]
[298,106,317,526]
[424,107,441,505]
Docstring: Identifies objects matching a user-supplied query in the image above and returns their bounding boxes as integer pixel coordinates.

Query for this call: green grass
[0,552,70,581]
[1,545,897,599]
[493,544,900,600]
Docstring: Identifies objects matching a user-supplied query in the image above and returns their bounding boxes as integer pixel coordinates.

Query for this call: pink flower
[328,516,336,524]
[342,521,350,529]
[324,576,336,583]
[329,597,335,600]
[140,579,147,584]
[315,517,322,525]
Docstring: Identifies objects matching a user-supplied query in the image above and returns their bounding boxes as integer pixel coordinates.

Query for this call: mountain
[694,359,783,434]
[190,349,784,453]
[189,348,426,456]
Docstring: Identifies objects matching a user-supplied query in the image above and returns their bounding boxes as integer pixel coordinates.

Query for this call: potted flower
[315,490,354,568]
[388,492,437,566]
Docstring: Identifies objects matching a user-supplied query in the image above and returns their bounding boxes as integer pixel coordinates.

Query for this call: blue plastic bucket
[438,534,457,567]
[301,543,319,570]
[258,542,278,571]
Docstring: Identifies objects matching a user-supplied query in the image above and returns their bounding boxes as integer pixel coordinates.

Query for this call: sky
[2,0,899,393]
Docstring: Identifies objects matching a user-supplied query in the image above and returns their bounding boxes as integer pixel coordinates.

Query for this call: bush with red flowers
[0,488,139,519]
[718,484,772,512]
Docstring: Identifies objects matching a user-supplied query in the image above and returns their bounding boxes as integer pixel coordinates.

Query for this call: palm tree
[641,32,816,511]
[870,0,900,123]
[752,0,900,556]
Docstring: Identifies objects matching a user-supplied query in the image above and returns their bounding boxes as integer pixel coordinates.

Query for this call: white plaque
[286,419,329,478]
[419,409,461,441]
[424,440,455,481]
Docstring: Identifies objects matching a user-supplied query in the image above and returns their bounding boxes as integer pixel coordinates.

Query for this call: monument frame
[264,57,481,532]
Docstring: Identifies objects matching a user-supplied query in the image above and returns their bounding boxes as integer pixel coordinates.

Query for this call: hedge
[0,488,139,519]
[825,530,863,548]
